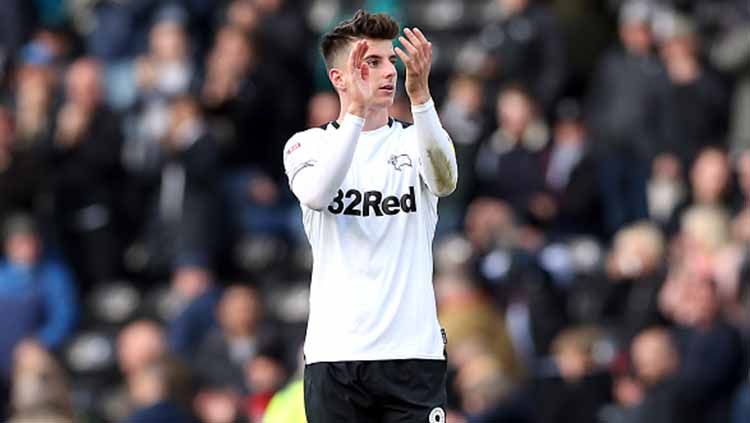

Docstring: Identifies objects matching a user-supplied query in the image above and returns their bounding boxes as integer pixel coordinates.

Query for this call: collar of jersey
[330,117,395,134]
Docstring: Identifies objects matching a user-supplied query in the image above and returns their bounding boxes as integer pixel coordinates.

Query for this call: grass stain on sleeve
[427,148,455,195]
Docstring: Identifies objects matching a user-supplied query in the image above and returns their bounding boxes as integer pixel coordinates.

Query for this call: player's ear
[329,68,346,92]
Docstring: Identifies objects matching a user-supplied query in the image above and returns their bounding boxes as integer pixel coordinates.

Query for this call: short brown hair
[321,9,399,69]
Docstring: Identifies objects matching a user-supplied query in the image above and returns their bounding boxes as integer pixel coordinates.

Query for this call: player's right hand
[346,40,374,117]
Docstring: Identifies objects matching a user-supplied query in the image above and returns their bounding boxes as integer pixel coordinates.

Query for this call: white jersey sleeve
[411,98,458,197]
[283,114,365,210]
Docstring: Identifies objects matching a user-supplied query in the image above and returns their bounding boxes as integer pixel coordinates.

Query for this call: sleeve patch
[285,142,302,156]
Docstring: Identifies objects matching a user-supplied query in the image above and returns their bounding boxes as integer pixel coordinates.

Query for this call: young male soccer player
[282,10,458,422]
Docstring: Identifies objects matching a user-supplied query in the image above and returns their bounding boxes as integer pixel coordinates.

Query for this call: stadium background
[0,0,749,422]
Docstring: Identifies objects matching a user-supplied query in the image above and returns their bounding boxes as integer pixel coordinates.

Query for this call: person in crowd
[0,106,46,223]
[586,0,672,236]
[477,0,567,112]
[659,262,744,423]
[194,285,286,393]
[531,98,602,238]
[44,57,124,287]
[656,12,728,168]
[625,327,682,423]
[536,326,612,423]
[474,84,548,221]
[166,264,222,360]
[0,214,77,393]
[124,357,194,423]
[138,94,220,275]
[601,222,667,346]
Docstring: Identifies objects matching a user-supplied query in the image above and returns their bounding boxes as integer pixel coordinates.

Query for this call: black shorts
[304,358,448,423]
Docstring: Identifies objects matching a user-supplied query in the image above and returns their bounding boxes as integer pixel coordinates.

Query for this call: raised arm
[284,40,376,210]
[396,28,458,197]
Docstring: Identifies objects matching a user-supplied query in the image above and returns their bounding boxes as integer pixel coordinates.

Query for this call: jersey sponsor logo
[388,154,412,171]
[328,186,417,216]
[285,141,301,155]
[428,407,445,423]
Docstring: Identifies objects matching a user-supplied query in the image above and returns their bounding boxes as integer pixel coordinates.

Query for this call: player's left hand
[395,27,432,105]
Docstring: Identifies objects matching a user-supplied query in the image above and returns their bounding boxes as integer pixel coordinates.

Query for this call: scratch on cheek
[427,149,454,194]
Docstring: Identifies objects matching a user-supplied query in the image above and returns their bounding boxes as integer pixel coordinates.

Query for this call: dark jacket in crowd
[482,2,567,111]
[586,48,672,160]
[662,69,729,166]
[124,400,194,423]
[674,321,745,423]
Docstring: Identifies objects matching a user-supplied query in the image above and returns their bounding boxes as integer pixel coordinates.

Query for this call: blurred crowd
[0,0,748,422]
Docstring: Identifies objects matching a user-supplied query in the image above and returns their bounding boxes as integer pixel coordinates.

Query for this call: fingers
[348,40,368,73]
[398,27,432,70]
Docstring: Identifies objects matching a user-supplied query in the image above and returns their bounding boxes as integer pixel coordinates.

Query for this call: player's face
[361,38,398,108]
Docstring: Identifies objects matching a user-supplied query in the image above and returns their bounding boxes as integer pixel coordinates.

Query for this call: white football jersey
[283,118,445,363]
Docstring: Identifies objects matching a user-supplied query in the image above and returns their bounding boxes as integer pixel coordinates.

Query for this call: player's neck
[337,104,389,132]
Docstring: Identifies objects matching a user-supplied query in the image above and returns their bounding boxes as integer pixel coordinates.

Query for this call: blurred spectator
[124,12,194,176]
[655,12,729,168]
[306,91,339,128]
[0,0,35,63]
[532,99,602,238]
[13,64,55,147]
[435,273,522,382]
[194,285,287,393]
[9,341,72,423]
[167,264,222,359]
[124,357,194,423]
[200,25,298,245]
[455,353,517,421]
[664,147,734,234]
[44,57,124,287]
[477,0,567,112]
[659,263,744,423]
[602,222,667,346]
[194,387,247,423]
[137,95,220,275]
[586,0,672,236]
[117,320,168,378]
[243,354,287,421]
[625,326,682,423]
[439,74,487,234]
[474,84,548,220]
[536,326,612,423]
[709,5,750,154]
[0,106,46,223]
[0,214,77,386]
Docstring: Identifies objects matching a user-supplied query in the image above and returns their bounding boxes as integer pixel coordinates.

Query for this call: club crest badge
[388,154,412,171]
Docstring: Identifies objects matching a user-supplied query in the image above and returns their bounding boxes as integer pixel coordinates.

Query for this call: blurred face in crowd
[554,119,585,147]
[330,38,398,110]
[65,59,102,110]
[218,285,261,337]
[497,88,533,138]
[307,92,340,127]
[211,27,254,78]
[691,148,729,204]
[620,22,652,56]
[16,66,52,112]
[5,232,41,266]
[227,0,260,33]
[150,20,188,63]
[448,75,483,115]
[171,265,212,300]
[464,198,515,252]
[631,328,678,386]
[117,321,166,375]
[682,274,721,327]
[496,0,529,17]
[660,34,697,63]
[245,355,286,393]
